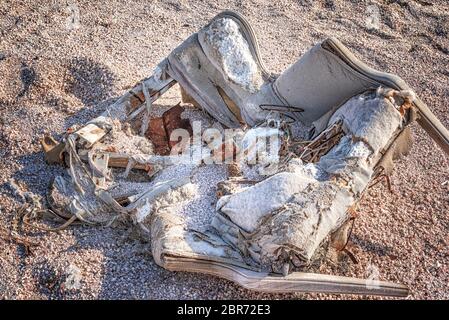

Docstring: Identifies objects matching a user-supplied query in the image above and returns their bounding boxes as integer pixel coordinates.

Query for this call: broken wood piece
[126,76,176,121]
[68,70,175,157]
[140,80,153,136]
[41,135,65,165]
[79,152,152,172]
[330,218,354,252]
[160,256,409,297]
[75,123,106,148]
[106,154,152,172]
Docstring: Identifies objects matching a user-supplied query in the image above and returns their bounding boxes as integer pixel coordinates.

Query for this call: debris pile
[18,11,448,297]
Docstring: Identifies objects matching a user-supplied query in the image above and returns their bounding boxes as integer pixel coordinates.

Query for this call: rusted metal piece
[298,121,344,163]
[146,104,193,155]
[370,167,394,193]
[162,104,193,148]
[147,117,170,155]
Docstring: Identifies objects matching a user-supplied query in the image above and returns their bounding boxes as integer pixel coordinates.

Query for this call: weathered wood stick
[162,256,409,297]
[414,97,449,156]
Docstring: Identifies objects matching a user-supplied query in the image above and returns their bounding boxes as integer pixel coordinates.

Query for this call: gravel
[1,0,448,299]
[150,162,228,231]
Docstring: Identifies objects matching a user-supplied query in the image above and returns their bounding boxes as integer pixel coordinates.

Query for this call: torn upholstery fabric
[212,90,403,272]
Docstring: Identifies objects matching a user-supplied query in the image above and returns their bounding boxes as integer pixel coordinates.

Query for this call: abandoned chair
[40,11,449,297]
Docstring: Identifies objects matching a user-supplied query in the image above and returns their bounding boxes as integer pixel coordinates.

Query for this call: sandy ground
[0,0,448,299]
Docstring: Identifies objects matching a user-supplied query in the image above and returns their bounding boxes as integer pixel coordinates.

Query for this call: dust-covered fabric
[212,90,404,272]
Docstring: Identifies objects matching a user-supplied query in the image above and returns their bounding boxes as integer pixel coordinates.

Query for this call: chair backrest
[273,39,391,125]
[273,37,449,155]
[167,10,449,155]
